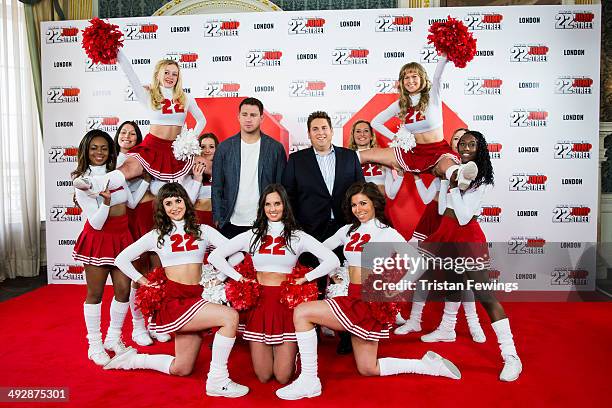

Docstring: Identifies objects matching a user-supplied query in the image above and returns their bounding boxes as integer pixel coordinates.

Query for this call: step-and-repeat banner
[42,5,601,294]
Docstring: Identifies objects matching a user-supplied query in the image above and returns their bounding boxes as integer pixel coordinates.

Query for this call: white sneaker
[423,351,461,380]
[104,347,138,370]
[457,161,478,190]
[420,328,456,343]
[132,330,154,346]
[206,379,249,398]
[395,312,406,325]
[73,176,93,191]
[394,319,422,335]
[88,344,111,366]
[499,354,522,382]
[150,330,171,342]
[276,375,322,400]
[104,337,133,355]
[468,324,487,343]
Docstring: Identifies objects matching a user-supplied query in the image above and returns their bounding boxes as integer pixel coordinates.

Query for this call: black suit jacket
[282,146,365,240]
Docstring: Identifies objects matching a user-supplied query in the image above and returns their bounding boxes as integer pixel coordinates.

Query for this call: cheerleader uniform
[371,56,460,173]
[118,152,153,242]
[209,221,339,345]
[149,176,201,204]
[322,219,406,341]
[360,160,404,200]
[194,179,213,226]
[411,177,447,242]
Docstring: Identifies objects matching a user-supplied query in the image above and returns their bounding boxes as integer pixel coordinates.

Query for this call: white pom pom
[172,128,202,161]
[326,263,349,298]
[202,283,227,304]
[389,127,416,153]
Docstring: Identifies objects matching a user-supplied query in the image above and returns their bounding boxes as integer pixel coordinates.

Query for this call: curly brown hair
[154,183,201,248]
[343,181,391,235]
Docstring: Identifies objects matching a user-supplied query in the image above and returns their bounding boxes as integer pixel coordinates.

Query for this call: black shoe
[336,332,353,355]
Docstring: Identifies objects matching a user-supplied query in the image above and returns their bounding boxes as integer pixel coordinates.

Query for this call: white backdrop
[42,5,601,293]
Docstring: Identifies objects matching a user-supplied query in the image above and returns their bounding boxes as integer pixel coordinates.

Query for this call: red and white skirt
[412,201,442,242]
[242,285,296,345]
[393,140,460,173]
[127,200,155,241]
[127,133,193,181]
[73,214,133,266]
[325,283,391,341]
[196,209,214,227]
[419,216,491,272]
[149,279,208,334]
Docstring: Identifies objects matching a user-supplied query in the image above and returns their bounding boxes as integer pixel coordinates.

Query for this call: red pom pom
[135,267,167,319]
[235,253,257,280]
[81,17,123,65]
[367,301,400,325]
[427,16,477,68]
[225,254,260,310]
[279,263,319,309]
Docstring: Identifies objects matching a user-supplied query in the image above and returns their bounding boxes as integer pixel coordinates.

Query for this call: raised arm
[115,231,156,282]
[117,49,149,107]
[371,101,400,141]
[384,168,404,200]
[186,95,206,135]
[431,55,449,99]
[180,175,201,204]
[75,189,109,230]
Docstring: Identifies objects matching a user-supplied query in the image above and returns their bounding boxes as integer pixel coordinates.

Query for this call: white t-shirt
[230,138,261,226]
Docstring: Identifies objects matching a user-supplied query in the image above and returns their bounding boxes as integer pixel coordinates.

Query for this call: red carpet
[1,285,610,407]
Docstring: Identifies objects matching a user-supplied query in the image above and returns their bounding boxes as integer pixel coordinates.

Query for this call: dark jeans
[220,222,251,239]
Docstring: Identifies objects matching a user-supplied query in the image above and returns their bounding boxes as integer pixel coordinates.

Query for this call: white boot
[421,301,460,343]
[104,298,132,355]
[492,318,522,381]
[276,328,321,400]
[463,301,486,343]
[378,351,461,380]
[130,288,153,346]
[394,301,424,335]
[83,302,110,366]
[456,162,478,190]
[205,333,249,398]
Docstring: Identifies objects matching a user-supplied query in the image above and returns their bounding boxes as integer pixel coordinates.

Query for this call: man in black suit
[282,111,365,354]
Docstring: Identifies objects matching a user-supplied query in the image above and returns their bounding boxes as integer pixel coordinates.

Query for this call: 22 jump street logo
[332,48,369,65]
[555,76,593,94]
[165,52,199,69]
[509,174,547,191]
[289,80,326,97]
[85,58,117,72]
[204,20,239,37]
[464,78,502,95]
[488,142,502,159]
[47,87,80,103]
[554,141,592,159]
[46,26,78,43]
[51,264,85,281]
[86,116,120,132]
[555,11,594,30]
[204,82,240,97]
[49,205,82,222]
[551,268,588,286]
[552,205,590,223]
[288,17,325,34]
[376,79,397,94]
[332,112,355,128]
[510,109,548,127]
[508,237,545,254]
[48,146,78,163]
[246,50,282,67]
[420,45,440,64]
[479,205,502,223]
[375,15,413,32]
[464,12,503,30]
[510,44,549,62]
[123,23,158,40]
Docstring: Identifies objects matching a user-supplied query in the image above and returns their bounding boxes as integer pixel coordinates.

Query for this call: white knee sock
[462,301,480,326]
[491,318,518,357]
[106,298,129,345]
[126,354,174,374]
[207,333,235,386]
[83,302,103,347]
[89,169,126,192]
[439,301,461,332]
[130,288,147,335]
[379,357,441,376]
[445,164,460,181]
[296,329,319,379]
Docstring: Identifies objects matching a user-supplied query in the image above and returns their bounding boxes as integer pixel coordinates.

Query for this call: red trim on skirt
[243,285,296,345]
[127,200,155,241]
[127,133,193,181]
[73,214,133,266]
[196,209,214,227]
[325,283,391,341]
[412,201,442,242]
[393,140,460,173]
[148,279,208,334]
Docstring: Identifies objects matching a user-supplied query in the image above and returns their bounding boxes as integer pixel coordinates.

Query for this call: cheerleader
[72,130,142,365]
[348,120,404,199]
[194,133,217,226]
[276,182,460,400]
[357,55,477,190]
[209,184,339,384]
[105,183,249,398]
[73,46,206,194]
[420,131,522,381]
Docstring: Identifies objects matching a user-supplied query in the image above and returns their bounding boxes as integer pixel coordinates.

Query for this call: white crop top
[115,220,240,282]
[360,162,404,200]
[438,183,491,226]
[74,165,141,230]
[117,50,206,135]
[209,221,340,282]
[372,56,448,139]
[324,219,406,267]
[150,176,201,203]
[196,180,212,200]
